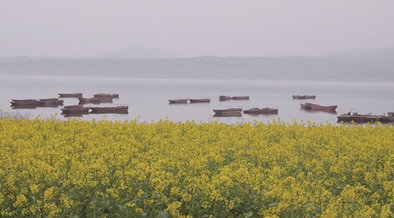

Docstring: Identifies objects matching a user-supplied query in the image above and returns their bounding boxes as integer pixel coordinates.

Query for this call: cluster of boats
[10,93,128,117]
[213,107,279,117]
[168,95,251,104]
[10,98,64,109]
[61,105,129,117]
[295,95,394,123]
[169,95,277,117]
[59,93,128,117]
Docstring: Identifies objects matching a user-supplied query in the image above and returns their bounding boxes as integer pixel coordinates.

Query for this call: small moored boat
[243,107,278,115]
[219,95,231,101]
[78,97,100,104]
[61,105,90,114]
[10,99,38,106]
[37,98,64,107]
[169,99,188,104]
[58,93,83,98]
[231,96,250,100]
[293,95,316,99]
[213,107,243,116]
[188,98,210,103]
[337,112,384,123]
[93,93,119,98]
[90,106,129,114]
[300,103,337,111]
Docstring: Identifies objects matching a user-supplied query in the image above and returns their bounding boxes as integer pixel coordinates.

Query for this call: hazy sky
[1,1,393,58]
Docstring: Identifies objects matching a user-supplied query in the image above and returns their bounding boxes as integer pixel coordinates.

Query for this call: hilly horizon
[2,45,394,60]
[0,46,394,82]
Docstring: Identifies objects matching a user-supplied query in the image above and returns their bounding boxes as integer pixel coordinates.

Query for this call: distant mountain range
[94,44,178,59]
[0,47,393,81]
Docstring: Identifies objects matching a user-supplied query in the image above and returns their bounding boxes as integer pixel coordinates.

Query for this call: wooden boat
[219,95,231,101]
[169,99,188,104]
[188,98,210,103]
[10,99,38,106]
[292,95,316,99]
[300,103,337,111]
[11,104,37,109]
[58,93,83,98]
[383,112,394,123]
[243,107,278,115]
[213,108,243,116]
[337,113,366,123]
[90,106,129,114]
[64,105,84,109]
[231,96,250,100]
[93,93,119,98]
[94,96,113,103]
[364,115,384,122]
[61,105,90,114]
[78,97,100,104]
[37,98,64,107]
[337,112,383,123]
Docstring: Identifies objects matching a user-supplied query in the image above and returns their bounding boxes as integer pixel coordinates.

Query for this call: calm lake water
[1,75,394,125]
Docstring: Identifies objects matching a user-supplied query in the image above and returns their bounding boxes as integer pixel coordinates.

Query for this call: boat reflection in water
[62,113,85,118]
[300,108,337,115]
[213,113,242,118]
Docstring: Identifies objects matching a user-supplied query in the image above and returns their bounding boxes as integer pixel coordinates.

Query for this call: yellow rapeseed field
[1,116,394,217]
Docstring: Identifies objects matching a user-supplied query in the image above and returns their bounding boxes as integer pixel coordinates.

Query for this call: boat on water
[337,112,386,123]
[10,99,38,106]
[169,99,188,104]
[243,107,278,115]
[293,95,316,99]
[188,98,211,103]
[78,97,100,104]
[213,108,243,116]
[219,95,231,101]
[90,106,129,114]
[58,93,83,98]
[61,105,90,114]
[11,104,37,109]
[94,96,113,103]
[300,103,337,111]
[93,93,119,98]
[37,98,64,107]
[231,96,250,100]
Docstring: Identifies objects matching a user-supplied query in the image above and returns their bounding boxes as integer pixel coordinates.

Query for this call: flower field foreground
[1,117,394,218]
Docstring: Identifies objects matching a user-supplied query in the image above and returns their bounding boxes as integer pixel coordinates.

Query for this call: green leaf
[157,211,169,218]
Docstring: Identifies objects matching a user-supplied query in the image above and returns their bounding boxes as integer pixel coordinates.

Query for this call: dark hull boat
[61,105,90,114]
[219,95,231,101]
[293,95,316,99]
[90,106,129,114]
[243,107,278,115]
[93,93,119,98]
[188,98,210,103]
[169,99,188,104]
[37,98,64,107]
[300,103,337,111]
[213,108,243,116]
[10,99,38,106]
[58,93,83,98]
[231,96,250,100]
